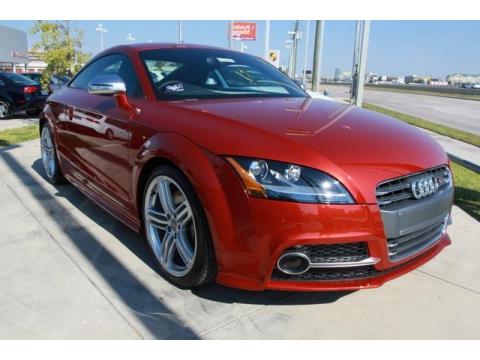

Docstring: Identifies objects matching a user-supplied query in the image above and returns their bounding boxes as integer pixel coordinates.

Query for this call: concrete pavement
[0,140,479,339]
[322,85,480,135]
[0,114,38,131]
[424,129,480,173]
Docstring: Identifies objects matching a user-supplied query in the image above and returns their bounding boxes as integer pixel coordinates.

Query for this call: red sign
[232,22,257,41]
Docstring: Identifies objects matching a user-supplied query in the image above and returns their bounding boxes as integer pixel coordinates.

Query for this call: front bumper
[212,160,453,291]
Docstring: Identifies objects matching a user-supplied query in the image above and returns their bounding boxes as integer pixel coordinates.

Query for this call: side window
[70,54,142,98]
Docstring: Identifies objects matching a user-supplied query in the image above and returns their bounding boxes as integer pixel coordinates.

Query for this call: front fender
[131,132,238,265]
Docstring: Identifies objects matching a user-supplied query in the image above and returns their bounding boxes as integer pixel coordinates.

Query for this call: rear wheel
[40,124,65,184]
[143,165,216,288]
[0,99,11,119]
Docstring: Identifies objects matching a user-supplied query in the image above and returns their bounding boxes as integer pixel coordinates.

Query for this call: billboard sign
[268,50,280,68]
[232,22,257,41]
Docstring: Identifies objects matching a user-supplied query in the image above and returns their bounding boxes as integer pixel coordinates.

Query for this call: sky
[1,20,479,79]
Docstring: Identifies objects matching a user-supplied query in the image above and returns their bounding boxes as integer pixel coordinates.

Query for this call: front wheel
[40,124,65,184]
[143,165,216,288]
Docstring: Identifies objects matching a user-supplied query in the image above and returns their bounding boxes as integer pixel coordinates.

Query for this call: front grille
[387,218,447,262]
[288,242,369,263]
[376,166,451,208]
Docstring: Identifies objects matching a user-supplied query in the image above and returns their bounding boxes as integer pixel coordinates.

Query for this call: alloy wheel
[0,100,9,119]
[41,126,56,179]
[144,175,197,277]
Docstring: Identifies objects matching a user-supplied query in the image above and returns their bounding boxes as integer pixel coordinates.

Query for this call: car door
[58,54,143,211]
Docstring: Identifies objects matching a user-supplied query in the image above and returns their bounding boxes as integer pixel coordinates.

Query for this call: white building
[446,73,480,86]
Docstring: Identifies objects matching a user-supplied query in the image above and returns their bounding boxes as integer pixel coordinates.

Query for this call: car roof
[105,43,226,53]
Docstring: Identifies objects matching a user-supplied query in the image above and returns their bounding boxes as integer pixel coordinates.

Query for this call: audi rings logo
[411,176,440,199]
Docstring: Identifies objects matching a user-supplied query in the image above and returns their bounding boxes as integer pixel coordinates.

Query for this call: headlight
[226,157,354,204]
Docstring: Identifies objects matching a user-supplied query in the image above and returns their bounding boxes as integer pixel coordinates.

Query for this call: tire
[142,165,216,288]
[40,123,66,184]
[26,109,42,117]
[0,99,12,119]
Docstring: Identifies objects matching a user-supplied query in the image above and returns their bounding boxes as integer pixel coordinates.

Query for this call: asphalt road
[323,85,480,135]
[0,140,479,339]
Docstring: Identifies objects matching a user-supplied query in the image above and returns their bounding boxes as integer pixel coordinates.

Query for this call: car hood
[167,97,448,203]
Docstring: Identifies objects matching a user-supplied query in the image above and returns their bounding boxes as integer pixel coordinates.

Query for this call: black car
[22,73,70,95]
[0,72,47,119]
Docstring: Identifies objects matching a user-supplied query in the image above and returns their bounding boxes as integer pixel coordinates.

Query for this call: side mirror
[88,74,136,112]
[88,74,127,95]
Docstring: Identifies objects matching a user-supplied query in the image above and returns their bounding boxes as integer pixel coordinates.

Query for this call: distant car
[0,72,47,119]
[472,83,480,89]
[22,73,71,95]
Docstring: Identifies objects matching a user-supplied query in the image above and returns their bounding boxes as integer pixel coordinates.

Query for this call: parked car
[0,72,47,119]
[39,44,453,291]
[22,73,70,95]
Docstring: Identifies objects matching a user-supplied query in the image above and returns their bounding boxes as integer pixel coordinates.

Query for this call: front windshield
[140,48,308,100]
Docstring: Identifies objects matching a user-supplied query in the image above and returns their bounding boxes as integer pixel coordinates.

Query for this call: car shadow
[0,149,199,339]
[30,159,352,307]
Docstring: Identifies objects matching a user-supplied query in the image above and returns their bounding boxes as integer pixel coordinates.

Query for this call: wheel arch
[131,132,237,269]
[135,156,178,228]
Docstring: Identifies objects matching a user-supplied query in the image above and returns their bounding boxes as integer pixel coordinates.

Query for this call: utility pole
[264,20,270,61]
[351,20,370,106]
[350,21,362,102]
[311,20,325,92]
[302,20,310,86]
[287,20,300,78]
[177,20,183,43]
[351,21,361,82]
[96,23,108,51]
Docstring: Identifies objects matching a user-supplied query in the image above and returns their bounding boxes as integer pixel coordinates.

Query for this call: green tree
[30,21,90,87]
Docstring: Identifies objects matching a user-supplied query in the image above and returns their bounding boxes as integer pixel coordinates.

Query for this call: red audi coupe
[39,43,453,291]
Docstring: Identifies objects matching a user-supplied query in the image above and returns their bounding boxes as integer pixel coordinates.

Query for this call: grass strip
[451,162,480,221]
[0,124,39,147]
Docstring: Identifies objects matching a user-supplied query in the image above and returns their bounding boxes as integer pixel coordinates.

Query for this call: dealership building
[0,25,46,73]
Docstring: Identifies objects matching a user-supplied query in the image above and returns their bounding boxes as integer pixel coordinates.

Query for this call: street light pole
[302,20,310,86]
[287,20,300,78]
[353,20,370,107]
[264,20,270,61]
[96,23,108,51]
[178,20,183,43]
[311,20,325,92]
[229,21,234,49]
[350,20,362,103]
[285,40,293,76]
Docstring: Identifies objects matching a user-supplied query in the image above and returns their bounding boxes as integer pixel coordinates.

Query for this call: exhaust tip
[277,252,310,275]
